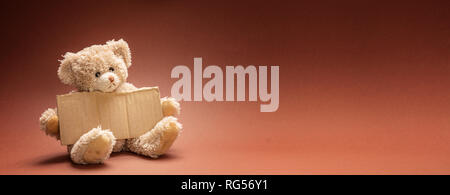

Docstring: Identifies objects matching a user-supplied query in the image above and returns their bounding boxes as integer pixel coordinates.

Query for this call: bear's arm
[39,108,60,139]
[161,97,180,116]
[115,82,180,116]
[38,90,79,140]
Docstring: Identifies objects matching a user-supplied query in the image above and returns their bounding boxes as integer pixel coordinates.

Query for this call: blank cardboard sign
[56,87,163,145]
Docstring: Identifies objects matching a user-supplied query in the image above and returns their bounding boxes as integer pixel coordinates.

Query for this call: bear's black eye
[95,72,101,78]
[109,67,114,72]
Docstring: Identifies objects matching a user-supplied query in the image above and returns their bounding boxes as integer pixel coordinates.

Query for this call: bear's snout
[93,72,120,92]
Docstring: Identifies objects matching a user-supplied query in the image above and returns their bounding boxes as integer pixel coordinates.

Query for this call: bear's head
[58,39,131,92]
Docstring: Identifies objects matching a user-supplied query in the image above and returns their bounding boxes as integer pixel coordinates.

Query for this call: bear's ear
[58,52,77,86]
[107,39,131,68]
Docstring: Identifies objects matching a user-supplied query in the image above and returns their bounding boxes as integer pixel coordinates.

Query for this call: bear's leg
[127,116,181,158]
[69,127,116,164]
[113,139,127,152]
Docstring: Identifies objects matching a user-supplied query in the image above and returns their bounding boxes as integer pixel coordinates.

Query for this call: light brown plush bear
[39,39,182,164]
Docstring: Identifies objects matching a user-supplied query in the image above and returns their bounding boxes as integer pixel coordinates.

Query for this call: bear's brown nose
[108,76,114,82]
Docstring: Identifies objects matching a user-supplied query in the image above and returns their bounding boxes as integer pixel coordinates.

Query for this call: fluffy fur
[39,39,182,164]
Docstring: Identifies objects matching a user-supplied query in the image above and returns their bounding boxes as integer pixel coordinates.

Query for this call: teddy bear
[39,39,182,164]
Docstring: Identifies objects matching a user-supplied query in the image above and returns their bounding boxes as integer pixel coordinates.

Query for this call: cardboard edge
[55,86,160,98]
[56,95,63,145]
[55,86,161,145]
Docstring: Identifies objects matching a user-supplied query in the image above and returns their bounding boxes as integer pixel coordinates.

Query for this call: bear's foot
[154,117,181,156]
[69,127,116,164]
[127,116,181,158]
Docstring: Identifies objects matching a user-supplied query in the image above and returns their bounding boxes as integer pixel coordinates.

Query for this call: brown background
[0,0,449,174]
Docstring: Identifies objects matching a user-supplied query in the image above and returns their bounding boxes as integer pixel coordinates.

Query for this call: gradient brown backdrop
[0,0,449,174]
